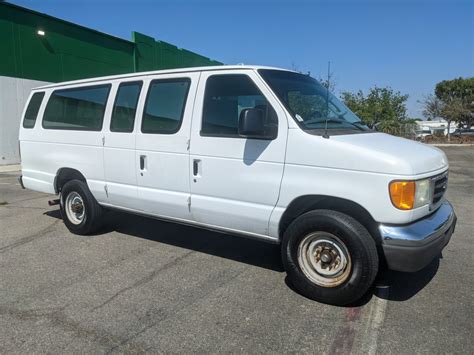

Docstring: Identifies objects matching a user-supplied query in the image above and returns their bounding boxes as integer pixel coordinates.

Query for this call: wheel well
[54,168,87,194]
[279,195,381,245]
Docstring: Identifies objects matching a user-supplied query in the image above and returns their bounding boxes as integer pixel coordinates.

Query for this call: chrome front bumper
[379,201,457,272]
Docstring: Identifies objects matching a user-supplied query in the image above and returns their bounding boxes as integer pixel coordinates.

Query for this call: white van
[18,66,456,305]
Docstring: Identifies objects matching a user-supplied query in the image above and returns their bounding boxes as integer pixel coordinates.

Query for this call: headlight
[389,178,431,210]
[414,179,431,208]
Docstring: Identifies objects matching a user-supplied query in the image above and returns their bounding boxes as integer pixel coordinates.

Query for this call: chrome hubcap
[65,192,85,225]
[297,232,351,287]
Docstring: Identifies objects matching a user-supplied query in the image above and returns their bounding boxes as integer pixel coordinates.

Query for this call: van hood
[329,133,448,175]
[286,130,448,176]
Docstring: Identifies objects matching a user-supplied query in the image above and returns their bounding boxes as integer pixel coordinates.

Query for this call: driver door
[189,69,288,236]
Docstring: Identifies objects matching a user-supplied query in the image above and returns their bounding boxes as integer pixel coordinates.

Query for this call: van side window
[43,85,111,131]
[23,92,45,128]
[110,81,142,133]
[201,74,277,137]
[142,78,191,134]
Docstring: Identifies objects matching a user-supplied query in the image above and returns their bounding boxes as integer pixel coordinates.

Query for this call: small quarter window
[142,78,191,134]
[201,74,277,138]
[23,92,45,128]
[110,82,142,132]
[43,84,111,131]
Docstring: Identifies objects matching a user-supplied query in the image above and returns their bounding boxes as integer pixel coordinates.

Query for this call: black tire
[282,209,378,306]
[60,179,103,235]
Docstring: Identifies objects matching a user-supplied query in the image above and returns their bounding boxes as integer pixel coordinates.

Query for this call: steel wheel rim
[65,191,85,225]
[297,232,352,288]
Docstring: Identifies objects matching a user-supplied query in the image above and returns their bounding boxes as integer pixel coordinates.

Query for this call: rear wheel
[282,209,378,306]
[60,180,103,235]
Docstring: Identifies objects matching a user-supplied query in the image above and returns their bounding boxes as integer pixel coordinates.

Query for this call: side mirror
[238,108,274,139]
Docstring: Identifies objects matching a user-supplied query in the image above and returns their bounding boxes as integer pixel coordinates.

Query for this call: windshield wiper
[304,118,345,125]
[304,118,365,131]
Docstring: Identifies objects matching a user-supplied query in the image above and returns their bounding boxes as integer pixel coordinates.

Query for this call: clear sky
[8,0,474,118]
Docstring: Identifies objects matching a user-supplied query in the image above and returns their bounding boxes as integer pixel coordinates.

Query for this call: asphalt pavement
[0,146,472,354]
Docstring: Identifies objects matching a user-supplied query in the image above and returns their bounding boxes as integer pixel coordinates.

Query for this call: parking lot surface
[0,146,473,354]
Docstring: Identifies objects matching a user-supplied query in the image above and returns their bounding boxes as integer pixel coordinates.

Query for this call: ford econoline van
[18,66,456,305]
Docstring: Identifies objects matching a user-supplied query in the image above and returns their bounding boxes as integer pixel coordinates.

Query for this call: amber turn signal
[389,181,415,210]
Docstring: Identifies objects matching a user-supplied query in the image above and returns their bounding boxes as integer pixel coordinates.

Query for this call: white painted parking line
[364,286,389,355]
[350,284,389,355]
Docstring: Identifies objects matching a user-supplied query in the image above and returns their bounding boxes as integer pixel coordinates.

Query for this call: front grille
[431,172,448,209]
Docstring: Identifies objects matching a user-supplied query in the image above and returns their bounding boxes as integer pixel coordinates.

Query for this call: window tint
[23,92,45,128]
[142,78,190,134]
[201,74,277,137]
[110,82,142,132]
[43,85,110,131]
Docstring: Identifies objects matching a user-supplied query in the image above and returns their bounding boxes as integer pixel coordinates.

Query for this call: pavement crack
[2,195,49,205]
[0,219,60,254]
[0,305,147,352]
[105,267,246,353]
[92,249,196,311]
[3,205,52,210]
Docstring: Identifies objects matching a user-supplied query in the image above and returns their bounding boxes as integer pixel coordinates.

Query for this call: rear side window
[110,82,142,133]
[43,85,111,131]
[142,78,191,134]
[23,92,45,128]
[201,74,277,137]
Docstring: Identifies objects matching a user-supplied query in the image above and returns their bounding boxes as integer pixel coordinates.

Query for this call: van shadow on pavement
[45,208,284,272]
[377,257,440,302]
[45,209,440,303]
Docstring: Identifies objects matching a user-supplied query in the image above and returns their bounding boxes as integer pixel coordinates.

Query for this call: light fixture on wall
[37,30,46,36]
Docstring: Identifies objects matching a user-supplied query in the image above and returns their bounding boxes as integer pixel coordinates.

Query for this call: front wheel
[282,210,379,306]
[60,179,103,235]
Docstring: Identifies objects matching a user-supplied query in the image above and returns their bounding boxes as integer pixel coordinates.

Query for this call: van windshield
[258,69,370,135]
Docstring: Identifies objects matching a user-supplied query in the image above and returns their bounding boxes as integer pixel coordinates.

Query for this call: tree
[420,94,444,121]
[430,77,474,140]
[318,68,336,93]
[289,62,336,92]
[419,77,473,140]
[442,98,470,140]
[340,87,409,135]
[289,62,302,73]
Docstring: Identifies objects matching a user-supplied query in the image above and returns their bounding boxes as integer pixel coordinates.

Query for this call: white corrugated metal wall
[0,76,50,165]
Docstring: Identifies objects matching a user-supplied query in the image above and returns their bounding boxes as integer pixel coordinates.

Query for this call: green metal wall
[0,3,221,83]
[133,32,222,72]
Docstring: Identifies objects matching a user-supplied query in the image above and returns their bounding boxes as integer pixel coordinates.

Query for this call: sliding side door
[135,73,200,220]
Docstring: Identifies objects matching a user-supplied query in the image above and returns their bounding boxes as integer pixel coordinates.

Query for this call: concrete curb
[0,164,21,173]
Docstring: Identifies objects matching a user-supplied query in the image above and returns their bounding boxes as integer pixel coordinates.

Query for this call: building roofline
[34,65,294,90]
[2,1,134,45]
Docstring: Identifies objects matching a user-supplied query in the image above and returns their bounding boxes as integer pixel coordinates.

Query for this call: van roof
[34,65,293,90]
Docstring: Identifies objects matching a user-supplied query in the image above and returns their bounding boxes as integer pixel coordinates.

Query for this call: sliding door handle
[193,159,201,177]
[140,155,146,170]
